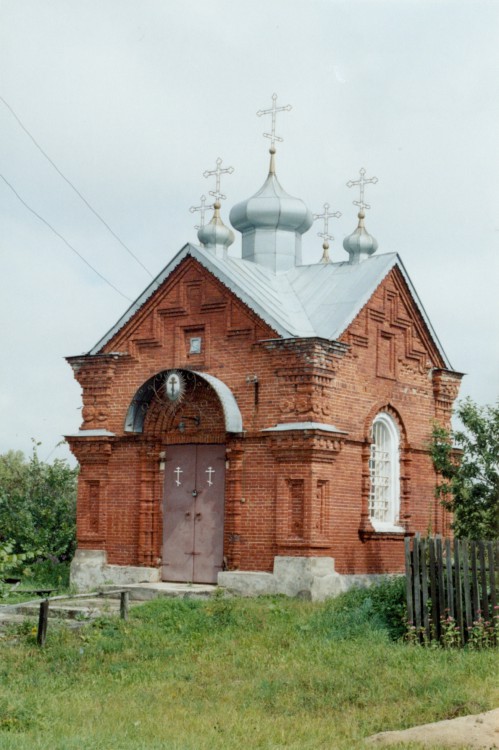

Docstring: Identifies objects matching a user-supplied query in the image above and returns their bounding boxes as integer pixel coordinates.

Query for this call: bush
[0,541,26,579]
[430,398,499,539]
[0,445,77,563]
[367,576,407,639]
[310,576,407,641]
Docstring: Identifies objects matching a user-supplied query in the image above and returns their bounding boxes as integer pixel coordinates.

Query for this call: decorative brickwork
[432,368,463,422]
[65,436,114,547]
[67,257,462,580]
[67,355,119,431]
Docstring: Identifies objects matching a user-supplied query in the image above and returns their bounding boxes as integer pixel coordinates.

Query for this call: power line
[0,94,154,279]
[0,172,132,302]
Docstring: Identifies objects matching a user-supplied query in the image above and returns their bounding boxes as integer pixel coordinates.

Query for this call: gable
[88,243,452,371]
[342,265,448,376]
[95,256,277,356]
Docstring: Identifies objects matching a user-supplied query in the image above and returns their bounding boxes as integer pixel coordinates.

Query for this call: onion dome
[343,210,378,264]
[197,202,234,257]
[230,149,313,273]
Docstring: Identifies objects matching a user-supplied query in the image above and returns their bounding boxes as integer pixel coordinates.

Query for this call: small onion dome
[343,210,378,264]
[197,202,234,257]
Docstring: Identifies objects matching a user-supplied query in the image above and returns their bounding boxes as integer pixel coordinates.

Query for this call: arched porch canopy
[124,369,243,434]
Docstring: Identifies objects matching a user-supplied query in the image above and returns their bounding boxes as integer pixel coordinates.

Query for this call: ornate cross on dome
[346,168,378,211]
[203,157,234,204]
[313,203,342,243]
[257,93,292,149]
[189,195,213,229]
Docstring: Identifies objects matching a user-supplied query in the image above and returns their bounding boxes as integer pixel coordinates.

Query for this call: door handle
[195,512,202,520]
[185,511,191,518]
[192,490,198,497]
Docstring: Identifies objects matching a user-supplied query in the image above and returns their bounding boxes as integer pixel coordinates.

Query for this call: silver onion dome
[343,210,378,264]
[230,150,313,272]
[197,202,234,256]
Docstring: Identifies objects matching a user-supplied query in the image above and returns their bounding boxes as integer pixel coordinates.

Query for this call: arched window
[368,412,402,531]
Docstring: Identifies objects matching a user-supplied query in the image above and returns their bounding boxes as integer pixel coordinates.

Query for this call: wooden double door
[162,444,225,583]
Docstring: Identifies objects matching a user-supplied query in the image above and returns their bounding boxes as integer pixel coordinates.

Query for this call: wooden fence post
[454,539,464,645]
[436,536,445,627]
[428,538,439,639]
[404,537,414,626]
[461,541,472,636]
[445,538,454,619]
[37,599,49,646]
[413,533,422,635]
[120,591,129,621]
[488,541,497,615]
[478,542,489,621]
[470,541,479,620]
[420,537,430,640]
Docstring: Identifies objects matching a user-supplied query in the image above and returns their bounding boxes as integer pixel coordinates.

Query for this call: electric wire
[0,172,133,302]
[0,94,154,278]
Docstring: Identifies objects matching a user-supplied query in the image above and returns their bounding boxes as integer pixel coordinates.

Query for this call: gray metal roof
[89,244,451,368]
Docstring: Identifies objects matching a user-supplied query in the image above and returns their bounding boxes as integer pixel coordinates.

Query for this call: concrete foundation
[218,556,386,601]
[71,551,385,600]
[70,549,160,591]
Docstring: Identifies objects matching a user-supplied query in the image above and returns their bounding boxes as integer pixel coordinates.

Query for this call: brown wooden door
[162,444,225,583]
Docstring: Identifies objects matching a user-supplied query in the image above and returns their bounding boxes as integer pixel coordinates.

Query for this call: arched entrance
[126,370,242,583]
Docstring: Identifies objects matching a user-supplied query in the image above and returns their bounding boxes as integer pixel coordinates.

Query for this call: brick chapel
[66,102,462,596]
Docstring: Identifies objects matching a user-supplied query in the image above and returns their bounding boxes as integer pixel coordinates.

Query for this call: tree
[430,398,499,539]
[0,444,78,561]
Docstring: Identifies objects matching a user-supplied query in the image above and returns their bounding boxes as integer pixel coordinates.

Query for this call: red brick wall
[67,257,461,576]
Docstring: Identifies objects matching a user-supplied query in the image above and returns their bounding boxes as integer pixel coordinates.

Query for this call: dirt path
[366,708,499,748]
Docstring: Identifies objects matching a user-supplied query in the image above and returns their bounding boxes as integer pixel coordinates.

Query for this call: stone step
[100,582,218,601]
[0,611,86,633]
[0,612,30,631]
[0,583,219,628]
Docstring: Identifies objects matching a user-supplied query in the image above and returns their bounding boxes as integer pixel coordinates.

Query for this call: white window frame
[368,412,404,533]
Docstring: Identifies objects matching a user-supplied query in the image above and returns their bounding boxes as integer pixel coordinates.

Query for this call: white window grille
[368,413,401,529]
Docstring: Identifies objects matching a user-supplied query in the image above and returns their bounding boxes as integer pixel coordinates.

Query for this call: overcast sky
[1,0,498,465]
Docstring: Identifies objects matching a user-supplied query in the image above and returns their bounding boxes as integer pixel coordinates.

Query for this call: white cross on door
[174,466,183,486]
[205,466,215,486]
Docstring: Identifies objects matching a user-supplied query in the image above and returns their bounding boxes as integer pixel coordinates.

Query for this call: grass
[0,590,497,749]
[0,560,71,604]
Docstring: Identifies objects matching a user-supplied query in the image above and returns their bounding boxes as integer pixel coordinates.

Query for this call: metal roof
[89,244,451,368]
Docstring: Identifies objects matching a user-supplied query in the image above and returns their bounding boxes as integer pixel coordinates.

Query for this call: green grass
[1,561,71,603]
[0,592,497,749]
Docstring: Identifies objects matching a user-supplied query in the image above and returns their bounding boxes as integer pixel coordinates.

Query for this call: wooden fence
[405,535,499,645]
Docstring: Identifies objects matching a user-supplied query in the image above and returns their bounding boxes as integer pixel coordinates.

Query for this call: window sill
[359,523,408,541]
[370,522,405,534]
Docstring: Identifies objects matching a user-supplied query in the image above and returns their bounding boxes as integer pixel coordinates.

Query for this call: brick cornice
[66,435,115,464]
[267,429,345,463]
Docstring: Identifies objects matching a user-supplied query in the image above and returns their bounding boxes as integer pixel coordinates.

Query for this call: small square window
[189,336,202,354]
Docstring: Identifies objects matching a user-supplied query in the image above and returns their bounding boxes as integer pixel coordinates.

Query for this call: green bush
[0,541,26,579]
[310,576,407,641]
[367,575,407,638]
[0,445,77,564]
[430,398,499,539]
